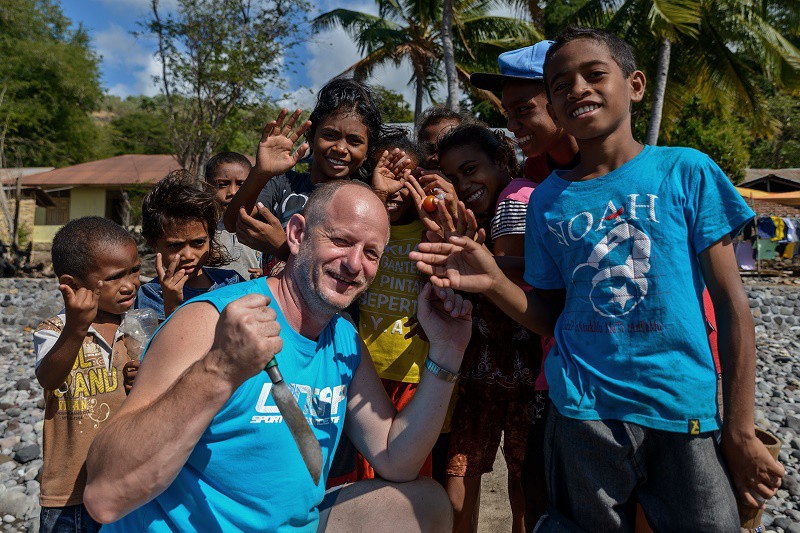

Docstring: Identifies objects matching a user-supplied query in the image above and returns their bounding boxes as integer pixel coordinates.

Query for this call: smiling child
[138,170,244,320]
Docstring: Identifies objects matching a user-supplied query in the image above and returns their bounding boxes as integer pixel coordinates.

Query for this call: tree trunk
[414,78,424,125]
[646,38,671,146]
[774,134,783,168]
[120,190,131,228]
[442,0,459,112]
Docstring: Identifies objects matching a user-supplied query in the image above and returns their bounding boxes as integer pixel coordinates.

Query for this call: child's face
[212,162,249,209]
[502,81,566,158]
[419,119,460,169]
[439,144,505,221]
[545,39,644,141]
[312,111,369,180]
[152,219,210,279]
[78,241,141,315]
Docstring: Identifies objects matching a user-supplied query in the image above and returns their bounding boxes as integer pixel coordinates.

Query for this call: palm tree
[563,0,800,144]
[313,0,540,122]
[442,0,458,111]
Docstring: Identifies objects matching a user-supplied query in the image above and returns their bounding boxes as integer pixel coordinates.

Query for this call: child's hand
[247,268,263,280]
[123,360,140,395]
[236,204,288,259]
[405,172,459,238]
[418,170,459,220]
[253,109,311,179]
[434,200,486,245]
[156,252,187,316]
[410,235,503,294]
[372,149,413,203]
[60,282,101,333]
[722,432,785,508]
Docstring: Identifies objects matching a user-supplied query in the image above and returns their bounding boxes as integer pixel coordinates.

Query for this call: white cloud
[136,55,163,97]
[302,2,442,114]
[276,87,317,110]
[93,23,160,97]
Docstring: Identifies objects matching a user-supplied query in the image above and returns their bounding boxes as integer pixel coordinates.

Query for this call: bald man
[84,181,473,532]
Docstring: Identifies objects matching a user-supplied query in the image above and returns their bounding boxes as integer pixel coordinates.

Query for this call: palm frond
[648,0,701,38]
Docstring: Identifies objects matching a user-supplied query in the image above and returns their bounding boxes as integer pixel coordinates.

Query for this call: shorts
[543,406,739,531]
[355,379,432,480]
[446,390,545,478]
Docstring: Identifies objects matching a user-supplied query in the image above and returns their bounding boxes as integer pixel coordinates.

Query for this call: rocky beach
[1,278,800,531]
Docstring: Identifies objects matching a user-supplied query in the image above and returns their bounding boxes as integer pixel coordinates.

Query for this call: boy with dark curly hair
[137,170,244,320]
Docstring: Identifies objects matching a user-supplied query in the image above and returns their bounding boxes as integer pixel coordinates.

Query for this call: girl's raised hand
[156,252,187,317]
[372,149,413,202]
[253,109,311,179]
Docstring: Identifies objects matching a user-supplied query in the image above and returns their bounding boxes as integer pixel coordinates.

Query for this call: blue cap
[470,40,554,92]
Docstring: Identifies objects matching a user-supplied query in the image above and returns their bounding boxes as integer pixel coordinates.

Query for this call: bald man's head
[285,180,390,315]
[303,180,390,244]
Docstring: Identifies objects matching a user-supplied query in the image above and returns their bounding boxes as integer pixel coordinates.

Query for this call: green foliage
[750,90,800,168]
[373,86,414,123]
[314,0,541,118]
[105,96,172,155]
[122,185,150,227]
[543,0,589,37]
[215,100,285,156]
[559,0,800,139]
[459,93,506,127]
[660,98,750,182]
[0,0,104,167]
[141,0,312,175]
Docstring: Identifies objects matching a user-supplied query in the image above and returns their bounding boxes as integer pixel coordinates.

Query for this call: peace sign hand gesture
[253,109,311,179]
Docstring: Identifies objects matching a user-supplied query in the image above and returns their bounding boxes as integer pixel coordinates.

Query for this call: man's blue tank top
[106,278,362,532]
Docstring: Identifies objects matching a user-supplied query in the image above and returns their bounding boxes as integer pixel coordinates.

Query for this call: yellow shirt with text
[358,220,429,383]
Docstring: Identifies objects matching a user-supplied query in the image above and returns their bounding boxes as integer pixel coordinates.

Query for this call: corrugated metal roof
[743,168,800,185]
[18,155,182,187]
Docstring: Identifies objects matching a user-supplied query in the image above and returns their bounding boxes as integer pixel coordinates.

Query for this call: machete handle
[265,358,283,383]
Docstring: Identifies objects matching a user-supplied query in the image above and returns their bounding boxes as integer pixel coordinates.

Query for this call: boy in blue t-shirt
[411,27,784,530]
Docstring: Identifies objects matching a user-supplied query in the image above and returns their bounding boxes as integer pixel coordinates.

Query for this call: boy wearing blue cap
[416,27,784,531]
[471,40,578,529]
[471,41,579,190]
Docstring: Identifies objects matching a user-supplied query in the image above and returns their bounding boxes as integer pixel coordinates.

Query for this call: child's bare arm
[235,204,290,261]
[223,109,310,232]
[36,284,101,390]
[410,236,562,336]
[700,236,785,507]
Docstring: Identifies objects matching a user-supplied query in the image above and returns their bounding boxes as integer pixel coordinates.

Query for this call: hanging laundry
[735,241,756,270]
[784,218,799,242]
[756,239,778,260]
[770,216,785,242]
[784,242,797,260]
[757,217,776,240]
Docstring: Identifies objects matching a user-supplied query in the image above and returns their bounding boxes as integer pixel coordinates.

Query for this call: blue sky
[60,0,428,109]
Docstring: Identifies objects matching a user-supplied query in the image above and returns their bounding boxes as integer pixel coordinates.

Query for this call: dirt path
[478,446,512,532]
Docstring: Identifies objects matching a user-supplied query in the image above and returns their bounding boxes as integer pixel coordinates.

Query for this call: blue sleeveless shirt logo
[106,278,361,532]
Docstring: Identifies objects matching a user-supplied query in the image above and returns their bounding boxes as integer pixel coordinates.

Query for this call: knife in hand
[265,358,323,485]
